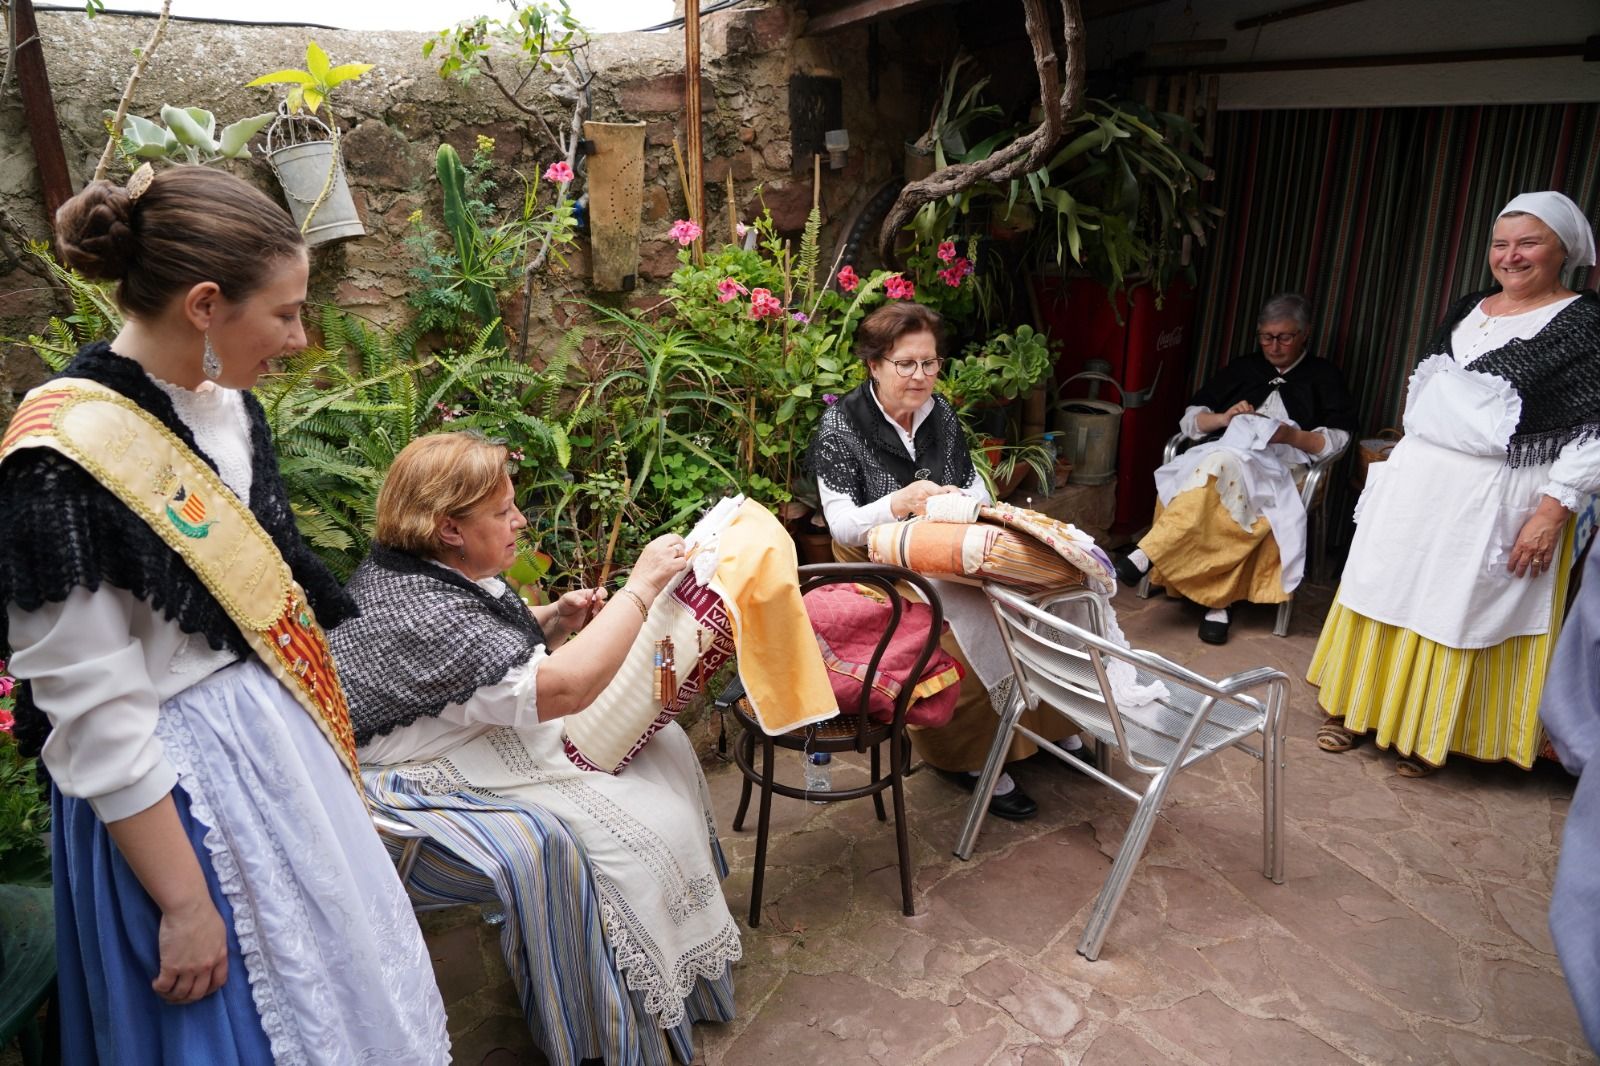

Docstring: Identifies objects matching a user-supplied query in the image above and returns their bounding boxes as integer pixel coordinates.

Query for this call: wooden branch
[13,0,71,220]
[92,0,171,182]
[877,0,1085,263]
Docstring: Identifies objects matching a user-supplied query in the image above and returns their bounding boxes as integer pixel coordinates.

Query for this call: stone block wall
[0,4,942,414]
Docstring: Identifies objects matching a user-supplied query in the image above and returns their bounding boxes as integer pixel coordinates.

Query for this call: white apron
[1339,353,1554,649]
[1153,413,1312,592]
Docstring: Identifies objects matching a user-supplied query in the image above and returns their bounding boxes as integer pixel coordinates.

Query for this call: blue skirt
[52,784,274,1066]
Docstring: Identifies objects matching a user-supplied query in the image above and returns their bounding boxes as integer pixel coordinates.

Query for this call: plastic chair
[1137,431,1348,635]
[956,585,1289,961]
[729,562,943,926]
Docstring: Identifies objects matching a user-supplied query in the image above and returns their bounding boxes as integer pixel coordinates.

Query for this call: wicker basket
[1356,428,1403,487]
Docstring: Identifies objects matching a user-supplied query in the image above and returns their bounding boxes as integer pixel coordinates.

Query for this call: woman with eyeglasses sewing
[807,302,1060,822]
[1113,293,1358,644]
[1312,192,1600,777]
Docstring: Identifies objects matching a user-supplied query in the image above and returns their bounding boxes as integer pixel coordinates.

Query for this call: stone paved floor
[427,581,1595,1065]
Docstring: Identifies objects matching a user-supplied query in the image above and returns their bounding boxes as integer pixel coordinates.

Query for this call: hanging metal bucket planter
[264,110,364,246]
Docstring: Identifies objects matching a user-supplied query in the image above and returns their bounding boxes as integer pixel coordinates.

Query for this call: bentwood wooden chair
[728,562,943,926]
[1138,431,1349,636]
[958,585,1289,961]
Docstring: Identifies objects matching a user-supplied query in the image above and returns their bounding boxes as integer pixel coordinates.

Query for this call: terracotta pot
[796,530,836,565]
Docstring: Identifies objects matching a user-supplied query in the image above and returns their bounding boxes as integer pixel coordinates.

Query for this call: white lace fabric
[147,374,254,501]
[156,660,451,1064]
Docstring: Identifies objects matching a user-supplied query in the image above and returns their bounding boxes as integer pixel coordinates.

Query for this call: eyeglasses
[886,357,943,377]
[1256,331,1303,347]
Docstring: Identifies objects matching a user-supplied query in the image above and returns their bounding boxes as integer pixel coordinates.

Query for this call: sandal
[1395,757,1438,778]
[1315,717,1363,753]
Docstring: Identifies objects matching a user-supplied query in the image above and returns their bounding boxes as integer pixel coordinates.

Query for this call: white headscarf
[1498,191,1597,270]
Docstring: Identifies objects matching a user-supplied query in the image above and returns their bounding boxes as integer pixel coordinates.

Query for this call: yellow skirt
[1141,477,1288,608]
[1307,522,1575,769]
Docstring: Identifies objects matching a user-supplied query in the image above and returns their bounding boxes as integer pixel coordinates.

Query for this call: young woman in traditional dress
[0,165,449,1064]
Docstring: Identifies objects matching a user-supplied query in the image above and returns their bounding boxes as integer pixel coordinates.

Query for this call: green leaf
[326,62,373,88]
[217,113,274,158]
[246,69,312,87]
[161,104,216,151]
[305,41,332,82]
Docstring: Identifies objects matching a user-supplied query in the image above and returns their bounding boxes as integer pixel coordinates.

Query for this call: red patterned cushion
[802,584,963,728]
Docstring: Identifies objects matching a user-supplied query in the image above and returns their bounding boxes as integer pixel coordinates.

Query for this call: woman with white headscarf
[1311,190,1600,775]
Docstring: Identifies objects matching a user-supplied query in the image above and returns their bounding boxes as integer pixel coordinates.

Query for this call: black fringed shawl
[806,382,975,507]
[329,544,548,746]
[1432,290,1600,468]
[0,342,357,759]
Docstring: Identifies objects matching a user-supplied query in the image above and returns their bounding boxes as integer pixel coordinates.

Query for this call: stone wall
[0,4,939,409]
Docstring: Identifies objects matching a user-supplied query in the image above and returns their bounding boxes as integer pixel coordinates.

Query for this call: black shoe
[1198,616,1230,645]
[1113,552,1147,588]
[934,769,1039,821]
[987,787,1039,821]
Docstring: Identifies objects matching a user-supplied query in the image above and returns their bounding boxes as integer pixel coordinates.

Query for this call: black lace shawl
[1431,290,1600,468]
[329,544,549,746]
[0,342,356,759]
[807,382,975,507]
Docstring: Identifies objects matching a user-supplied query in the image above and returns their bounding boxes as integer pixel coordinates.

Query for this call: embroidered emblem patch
[165,484,215,539]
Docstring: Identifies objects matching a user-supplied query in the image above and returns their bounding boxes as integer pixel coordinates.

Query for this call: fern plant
[259,309,577,577]
[9,241,124,371]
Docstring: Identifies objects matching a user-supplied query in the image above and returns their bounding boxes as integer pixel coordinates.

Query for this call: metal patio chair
[955,585,1289,961]
[1138,431,1348,635]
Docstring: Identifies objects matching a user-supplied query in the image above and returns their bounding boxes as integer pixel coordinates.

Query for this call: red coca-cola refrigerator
[1034,275,1197,534]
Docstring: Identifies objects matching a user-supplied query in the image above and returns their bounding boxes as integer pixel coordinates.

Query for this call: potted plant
[247,42,373,244]
[117,105,275,166]
[905,54,1001,181]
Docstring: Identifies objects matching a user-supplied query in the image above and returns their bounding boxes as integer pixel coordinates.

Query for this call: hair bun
[54,180,138,281]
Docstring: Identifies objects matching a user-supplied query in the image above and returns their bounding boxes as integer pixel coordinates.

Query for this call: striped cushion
[868,519,1087,594]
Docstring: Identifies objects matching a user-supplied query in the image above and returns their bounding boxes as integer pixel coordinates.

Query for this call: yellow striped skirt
[1307,522,1575,769]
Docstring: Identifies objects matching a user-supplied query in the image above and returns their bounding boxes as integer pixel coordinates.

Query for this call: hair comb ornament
[125,162,156,203]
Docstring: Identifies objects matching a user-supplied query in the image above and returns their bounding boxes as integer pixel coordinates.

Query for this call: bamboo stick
[727,171,738,244]
[684,2,705,265]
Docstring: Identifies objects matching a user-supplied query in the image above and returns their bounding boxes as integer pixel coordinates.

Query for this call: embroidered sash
[1,379,362,794]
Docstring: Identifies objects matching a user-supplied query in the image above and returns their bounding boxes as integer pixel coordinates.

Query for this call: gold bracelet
[619,587,650,621]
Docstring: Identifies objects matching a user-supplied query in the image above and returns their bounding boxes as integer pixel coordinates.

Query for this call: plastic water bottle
[804,752,832,801]
[1040,432,1058,497]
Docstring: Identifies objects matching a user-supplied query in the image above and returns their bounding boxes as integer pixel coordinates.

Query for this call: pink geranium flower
[748,287,784,319]
[544,161,575,183]
[885,274,915,300]
[0,708,13,733]
[937,240,958,263]
[668,218,703,245]
[938,257,973,287]
[0,675,11,701]
[836,265,859,292]
[716,277,748,303]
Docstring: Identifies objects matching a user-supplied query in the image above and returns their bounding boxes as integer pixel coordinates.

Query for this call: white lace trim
[148,373,254,501]
[1545,480,1585,513]
[155,708,306,1064]
[595,872,743,1029]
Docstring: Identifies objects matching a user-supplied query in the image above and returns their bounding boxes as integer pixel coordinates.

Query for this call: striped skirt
[1308,524,1576,768]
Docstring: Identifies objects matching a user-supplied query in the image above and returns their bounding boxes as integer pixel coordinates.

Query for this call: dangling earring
[202,334,222,380]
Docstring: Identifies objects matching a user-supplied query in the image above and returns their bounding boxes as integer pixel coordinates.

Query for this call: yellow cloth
[1140,477,1287,608]
[1308,521,1575,769]
[712,500,836,735]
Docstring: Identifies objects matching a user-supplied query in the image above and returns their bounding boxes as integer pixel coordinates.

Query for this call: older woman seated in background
[808,302,1083,822]
[1312,191,1600,776]
[329,431,741,1048]
[1115,293,1357,644]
